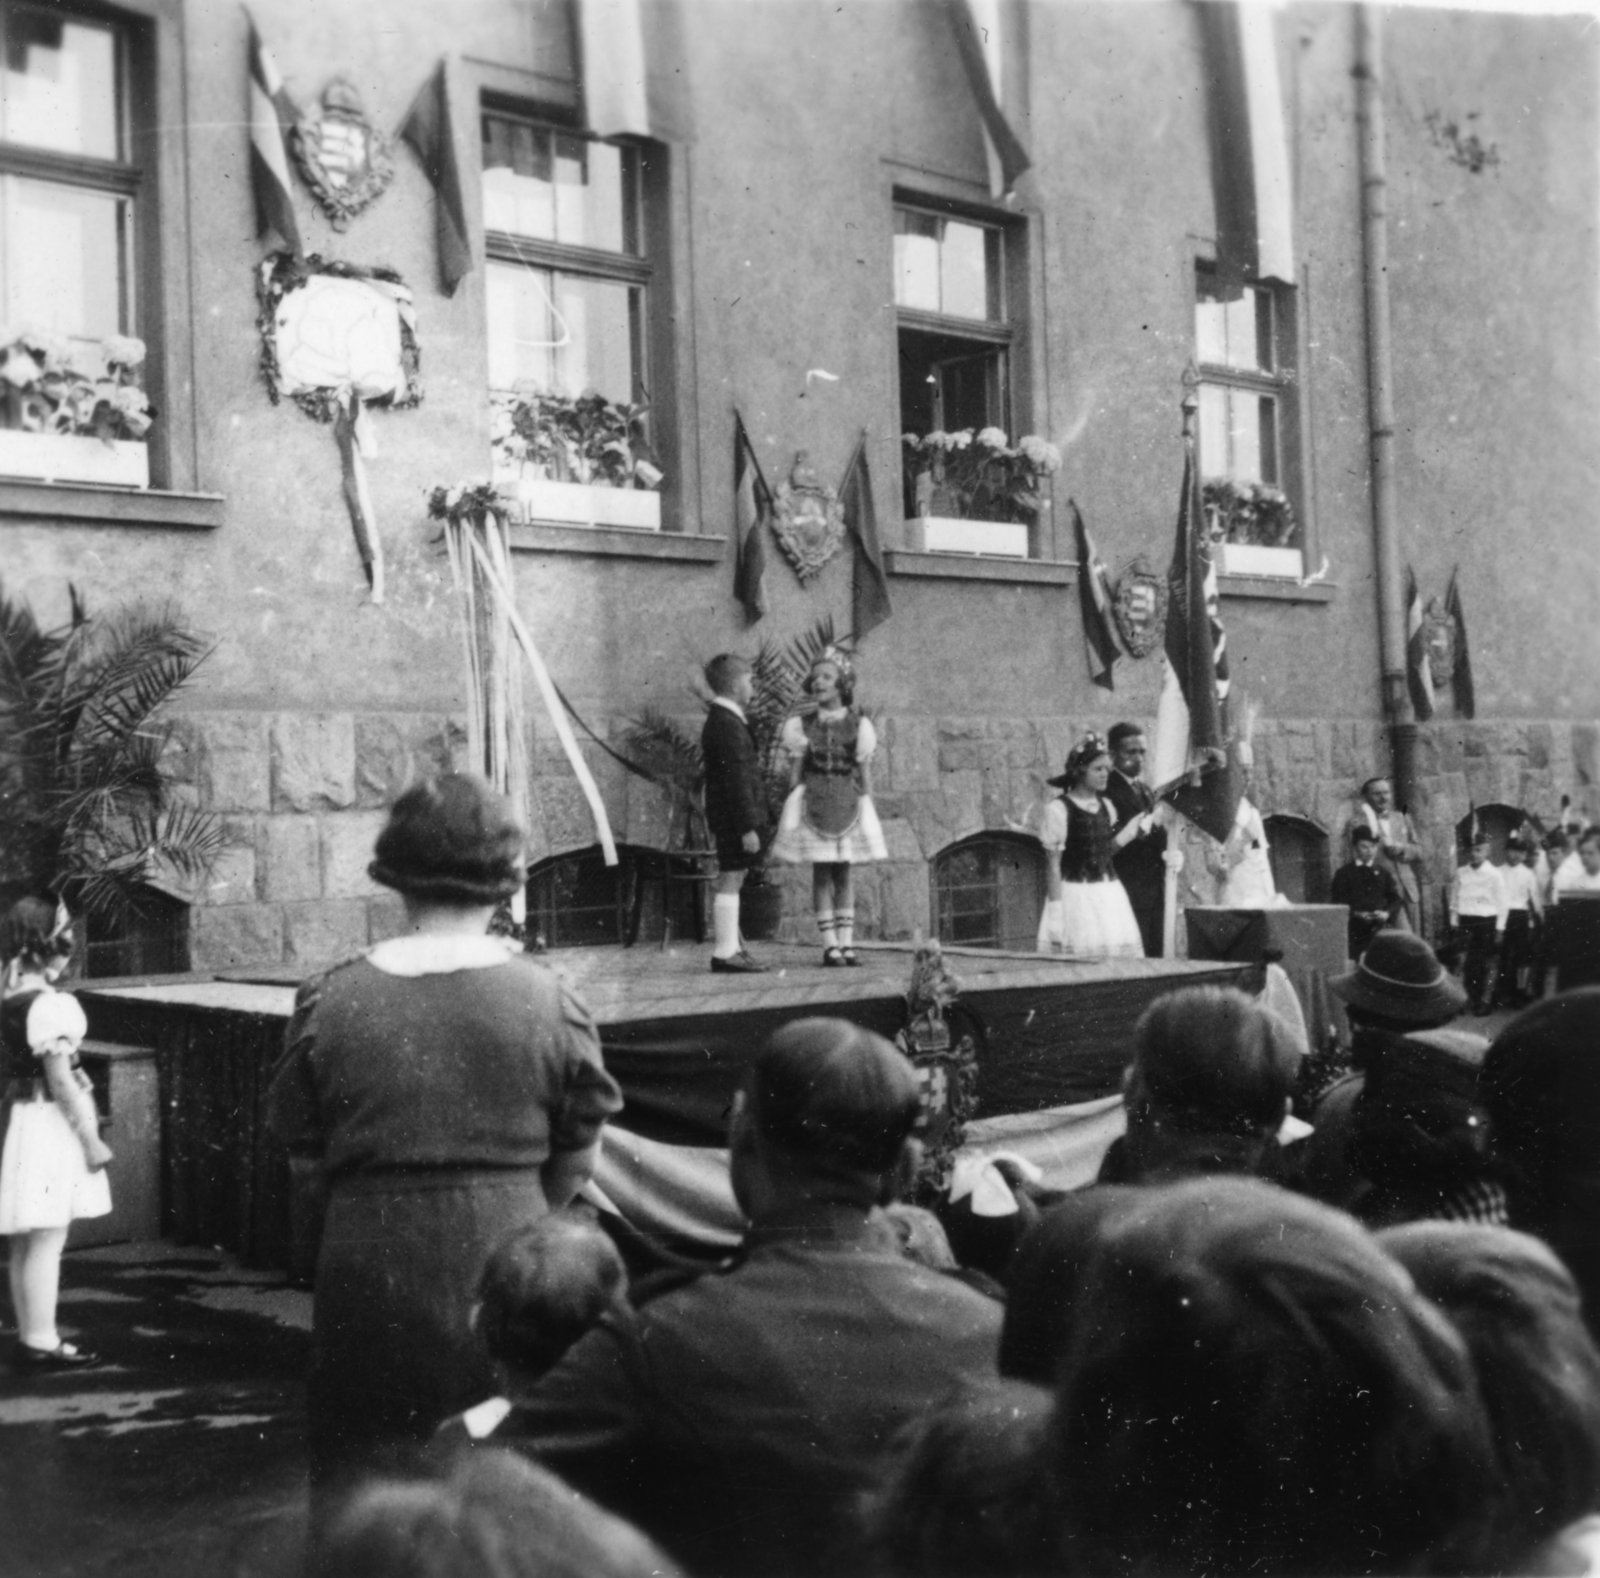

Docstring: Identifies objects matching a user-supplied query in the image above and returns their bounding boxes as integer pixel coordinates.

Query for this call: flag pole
[1162,389,1202,960]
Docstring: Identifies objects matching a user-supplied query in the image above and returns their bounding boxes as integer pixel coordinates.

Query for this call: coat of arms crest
[1112,555,1169,658]
[771,451,846,584]
[292,77,395,230]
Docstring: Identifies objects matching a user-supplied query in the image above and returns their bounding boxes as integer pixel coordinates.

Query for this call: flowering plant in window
[0,331,154,443]
[492,388,664,491]
[902,426,1062,524]
[1201,479,1298,548]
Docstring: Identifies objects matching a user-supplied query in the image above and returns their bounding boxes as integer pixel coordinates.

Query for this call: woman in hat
[266,774,622,1497]
[1035,734,1144,957]
[770,647,888,966]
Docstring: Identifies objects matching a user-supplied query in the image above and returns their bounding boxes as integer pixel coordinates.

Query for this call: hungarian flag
[398,60,473,296]
[842,433,893,640]
[1445,567,1476,719]
[945,0,1031,198]
[1072,501,1121,690]
[1195,0,1294,299]
[733,412,771,625]
[246,13,302,254]
[1405,565,1436,721]
[1152,448,1239,843]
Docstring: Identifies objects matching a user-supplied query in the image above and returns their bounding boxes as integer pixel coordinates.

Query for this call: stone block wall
[164,708,1600,971]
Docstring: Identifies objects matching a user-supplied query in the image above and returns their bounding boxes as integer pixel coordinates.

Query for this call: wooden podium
[1184,905,1350,1055]
[1555,893,1600,991]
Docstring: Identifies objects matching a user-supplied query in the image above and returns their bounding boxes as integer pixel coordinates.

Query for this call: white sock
[816,911,838,949]
[836,910,855,949]
[712,894,741,959]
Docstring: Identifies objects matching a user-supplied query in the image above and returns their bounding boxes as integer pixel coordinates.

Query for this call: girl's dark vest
[801,711,862,838]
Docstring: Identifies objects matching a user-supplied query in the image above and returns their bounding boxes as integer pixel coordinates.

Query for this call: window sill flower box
[909,516,1030,559]
[1213,542,1303,579]
[515,475,660,531]
[0,430,149,489]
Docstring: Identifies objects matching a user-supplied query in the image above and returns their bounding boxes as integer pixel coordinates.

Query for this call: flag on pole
[945,0,1031,198]
[1405,565,1435,721]
[246,12,303,254]
[1152,445,1240,843]
[1071,501,1121,690]
[576,0,651,139]
[842,432,893,640]
[1194,0,1294,299]
[398,60,473,296]
[1444,567,1475,719]
[733,412,771,625]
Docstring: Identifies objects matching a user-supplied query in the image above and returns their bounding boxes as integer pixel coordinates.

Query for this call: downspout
[1354,6,1418,808]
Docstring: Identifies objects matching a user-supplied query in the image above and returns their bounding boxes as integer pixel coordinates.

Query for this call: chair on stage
[625,789,719,950]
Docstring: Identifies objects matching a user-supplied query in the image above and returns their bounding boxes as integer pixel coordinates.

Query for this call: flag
[247,12,302,254]
[944,0,1031,198]
[842,432,893,640]
[1194,0,1294,299]
[1405,565,1435,722]
[576,0,650,139]
[732,412,771,625]
[1445,567,1475,719]
[1152,446,1240,842]
[398,60,473,296]
[1071,501,1121,690]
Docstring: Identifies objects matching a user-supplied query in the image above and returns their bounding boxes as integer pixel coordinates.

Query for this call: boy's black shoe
[711,952,767,974]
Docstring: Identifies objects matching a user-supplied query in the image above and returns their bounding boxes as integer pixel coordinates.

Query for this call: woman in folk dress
[1036,735,1145,958]
[771,648,888,965]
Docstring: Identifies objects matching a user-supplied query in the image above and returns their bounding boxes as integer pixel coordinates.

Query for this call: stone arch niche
[1454,802,1542,865]
[525,842,703,949]
[931,831,1047,951]
[1262,814,1331,905]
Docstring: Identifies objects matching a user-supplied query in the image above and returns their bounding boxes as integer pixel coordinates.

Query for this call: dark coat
[1331,859,1405,957]
[1105,768,1166,953]
[701,701,767,842]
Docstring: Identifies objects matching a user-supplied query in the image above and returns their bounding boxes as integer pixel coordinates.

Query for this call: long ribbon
[333,390,384,603]
[459,520,618,867]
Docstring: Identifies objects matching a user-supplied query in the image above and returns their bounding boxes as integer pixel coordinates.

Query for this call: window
[933,834,1045,951]
[895,202,1014,522]
[1194,263,1302,572]
[1264,815,1330,905]
[527,844,702,949]
[84,888,189,978]
[482,110,649,407]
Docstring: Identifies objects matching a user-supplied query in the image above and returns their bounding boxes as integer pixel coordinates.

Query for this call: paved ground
[0,1242,311,1578]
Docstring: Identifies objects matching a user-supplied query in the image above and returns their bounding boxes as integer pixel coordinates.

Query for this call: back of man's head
[1129,987,1301,1139]
[477,1210,628,1381]
[741,1017,922,1204]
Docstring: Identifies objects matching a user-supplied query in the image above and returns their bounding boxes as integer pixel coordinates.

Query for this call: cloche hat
[369,773,527,904]
[1330,930,1467,1026]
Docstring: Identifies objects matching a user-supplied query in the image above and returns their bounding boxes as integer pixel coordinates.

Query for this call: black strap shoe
[13,1340,99,1370]
[711,952,768,974]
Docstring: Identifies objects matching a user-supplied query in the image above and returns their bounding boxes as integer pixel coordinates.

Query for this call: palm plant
[0,579,223,927]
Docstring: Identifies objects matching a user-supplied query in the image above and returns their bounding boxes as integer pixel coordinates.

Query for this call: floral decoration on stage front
[902,427,1062,524]
[0,330,153,442]
[1201,478,1298,547]
[256,252,421,422]
[490,388,663,492]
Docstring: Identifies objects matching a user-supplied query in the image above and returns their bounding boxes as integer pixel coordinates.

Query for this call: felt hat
[1330,930,1467,1025]
[368,774,527,904]
[1350,822,1380,845]
[1046,732,1110,789]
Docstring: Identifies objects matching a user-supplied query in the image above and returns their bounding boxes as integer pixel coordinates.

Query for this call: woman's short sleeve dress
[1037,797,1145,958]
[771,708,888,864]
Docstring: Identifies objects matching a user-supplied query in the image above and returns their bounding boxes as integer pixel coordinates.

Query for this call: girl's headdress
[1048,732,1110,788]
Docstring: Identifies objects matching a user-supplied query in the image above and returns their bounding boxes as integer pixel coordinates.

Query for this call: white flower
[947,429,973,450]
[489,408,514,443]
[1018,435,1063,474]
[1,348,41,388]
[103,335,146,368]
[976,425,1009,449]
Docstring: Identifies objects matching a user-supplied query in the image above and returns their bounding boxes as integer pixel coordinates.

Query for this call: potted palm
[0,580,222,941]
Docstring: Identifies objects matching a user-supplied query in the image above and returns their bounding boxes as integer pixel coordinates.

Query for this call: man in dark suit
[491,1019,1003,1578]
[1330,823,1405,960]
[701,653,769,973]
[1105,722,1167,957]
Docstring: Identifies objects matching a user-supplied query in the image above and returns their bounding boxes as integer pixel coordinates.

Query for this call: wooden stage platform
[78,942,1248,1269]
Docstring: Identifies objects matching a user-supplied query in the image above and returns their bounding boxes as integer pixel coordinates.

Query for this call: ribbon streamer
[332,389,385,603]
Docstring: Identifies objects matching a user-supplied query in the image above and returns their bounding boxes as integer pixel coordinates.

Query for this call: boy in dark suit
[1330,823,1404,961]
[701,654,769,973]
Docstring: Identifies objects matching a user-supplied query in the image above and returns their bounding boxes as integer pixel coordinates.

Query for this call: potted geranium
[491,387,664,531]
[1202,479,1302,577]
[0,331,153,488]
[901,426,1062,557]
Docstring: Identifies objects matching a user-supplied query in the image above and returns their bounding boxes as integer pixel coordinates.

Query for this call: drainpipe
[1354,6,1418,809]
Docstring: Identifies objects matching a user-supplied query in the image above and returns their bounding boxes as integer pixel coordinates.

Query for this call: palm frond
[623,708,704,796]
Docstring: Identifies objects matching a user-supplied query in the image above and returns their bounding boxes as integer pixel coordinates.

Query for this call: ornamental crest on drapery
[771,451,846,584]
[1112,555,1169,658]
[292,77,396,230]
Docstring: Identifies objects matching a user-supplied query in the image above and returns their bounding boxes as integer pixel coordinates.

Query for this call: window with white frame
[1194,264,1302,572]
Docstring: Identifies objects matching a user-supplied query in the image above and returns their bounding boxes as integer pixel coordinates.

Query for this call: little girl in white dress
[770,647,888,965]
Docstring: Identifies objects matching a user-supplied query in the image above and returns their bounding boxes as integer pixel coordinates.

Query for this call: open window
[932,833,1045,951]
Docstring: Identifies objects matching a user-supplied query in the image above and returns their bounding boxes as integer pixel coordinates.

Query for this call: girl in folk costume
[1036,734,1145,957]
[771,647,888,965]
[0,899,111,1369]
